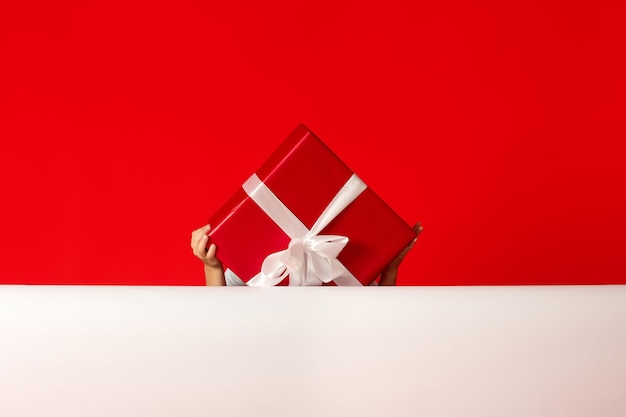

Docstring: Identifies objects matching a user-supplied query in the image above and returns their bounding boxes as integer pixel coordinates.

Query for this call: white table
[1,286,625,417]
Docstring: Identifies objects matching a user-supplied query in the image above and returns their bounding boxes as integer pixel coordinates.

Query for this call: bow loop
[305,235,348,259]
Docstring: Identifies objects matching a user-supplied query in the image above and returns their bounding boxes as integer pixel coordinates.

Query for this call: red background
[1,0,624,285]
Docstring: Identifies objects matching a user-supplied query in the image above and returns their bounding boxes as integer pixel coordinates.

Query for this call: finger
[191,224,212,249]
[400,243,413,258]
[205,243,222,267]
[402,226,421,254]
[194,234,209,258]
[190,232,202,251]
[206,242,217,260]
[191,224,211,238]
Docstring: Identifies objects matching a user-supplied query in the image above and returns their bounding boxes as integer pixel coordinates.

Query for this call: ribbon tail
[320,258,361,286]
[247,269,289,286]
[247,251,290,286]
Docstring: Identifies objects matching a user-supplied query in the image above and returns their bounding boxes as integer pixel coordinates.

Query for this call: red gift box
[207,124,416,286]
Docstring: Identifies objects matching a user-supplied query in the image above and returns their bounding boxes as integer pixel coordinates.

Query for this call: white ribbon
[242,173,367,286]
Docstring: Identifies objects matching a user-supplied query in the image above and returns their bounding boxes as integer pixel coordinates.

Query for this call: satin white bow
[243,173,366,286]
[258,235,348,286]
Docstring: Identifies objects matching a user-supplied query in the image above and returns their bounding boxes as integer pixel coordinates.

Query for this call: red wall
[1,0,624,285]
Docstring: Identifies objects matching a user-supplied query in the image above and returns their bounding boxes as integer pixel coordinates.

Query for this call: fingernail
[201,235,208,240]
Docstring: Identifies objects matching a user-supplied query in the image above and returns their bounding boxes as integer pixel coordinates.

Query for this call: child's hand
[191,224,225,286]
[379,223,423,286]
[191,224,221,267]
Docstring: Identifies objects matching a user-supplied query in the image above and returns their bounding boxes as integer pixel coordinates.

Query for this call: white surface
[0,285,625,417]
